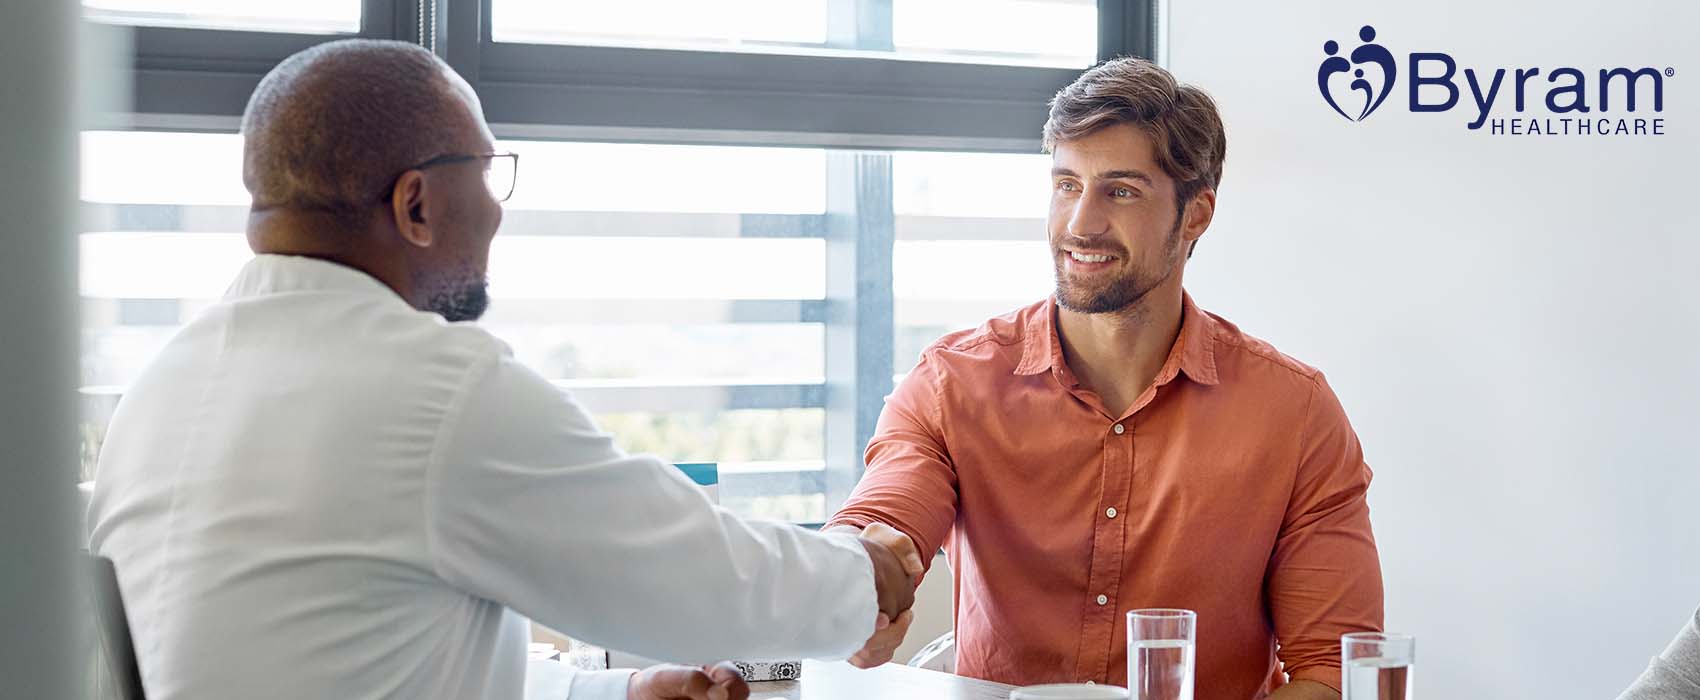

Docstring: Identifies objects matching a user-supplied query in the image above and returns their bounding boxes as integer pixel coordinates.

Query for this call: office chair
[85,553,146,700]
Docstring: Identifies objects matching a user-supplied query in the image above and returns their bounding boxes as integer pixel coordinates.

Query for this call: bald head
[241,39,506,324]
[240,39,486,217]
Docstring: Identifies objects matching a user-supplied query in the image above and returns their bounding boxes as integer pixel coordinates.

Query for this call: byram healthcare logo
[1316,24,1674,136]
[1318,25,1398,122]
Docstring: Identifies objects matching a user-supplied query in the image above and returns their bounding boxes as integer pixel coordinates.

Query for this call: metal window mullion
[822,0,897,514]
[359,0,399,39]
[1097,0,1159,63]
[474,43,1072,152]
[129,26,329,122]
[560,382,826,415]
[823,152,895,514]
[387,0,424,45]
[423,0,479,87]
[121,0,421,122]
[85,204,833,239]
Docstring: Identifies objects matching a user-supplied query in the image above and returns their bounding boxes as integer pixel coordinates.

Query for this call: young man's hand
[834,522,926,668]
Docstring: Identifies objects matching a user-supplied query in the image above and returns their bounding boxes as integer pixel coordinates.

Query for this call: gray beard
[426,274,489,322]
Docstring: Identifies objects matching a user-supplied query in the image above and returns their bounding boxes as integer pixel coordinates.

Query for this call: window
[892,0,1097,67]
[488,140,838,520]
[493,1,826,53]
[83,1,1158,521]
[893,151,1054,369]
[83,0,359,33]
[492,0,1096,67]
[79,132,848,521]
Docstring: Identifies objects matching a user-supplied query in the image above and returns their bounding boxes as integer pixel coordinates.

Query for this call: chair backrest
[84,553,146,700]
[907,630,956,672]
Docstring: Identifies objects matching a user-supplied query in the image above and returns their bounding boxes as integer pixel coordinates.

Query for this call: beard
[423,262,490,323]
[1053,213,1184,315]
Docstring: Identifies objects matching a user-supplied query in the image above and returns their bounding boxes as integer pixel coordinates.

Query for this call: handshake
[623,522,924,700]
[840,522,928,670]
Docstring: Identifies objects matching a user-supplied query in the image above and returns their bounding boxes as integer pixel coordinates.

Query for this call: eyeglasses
[402,151,519,202]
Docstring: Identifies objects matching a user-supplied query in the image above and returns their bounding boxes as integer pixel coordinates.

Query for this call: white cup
[1010,684,1130,700]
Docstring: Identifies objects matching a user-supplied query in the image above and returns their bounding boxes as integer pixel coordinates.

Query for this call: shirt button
[1113,423,1125,435]
[1105,507,1118,519]
[1096,594,1109,606]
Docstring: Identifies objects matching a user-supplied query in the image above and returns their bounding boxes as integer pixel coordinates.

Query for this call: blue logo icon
[1318,25,1399,122]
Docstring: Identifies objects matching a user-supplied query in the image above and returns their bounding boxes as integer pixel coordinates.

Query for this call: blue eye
[1113,187,1134,198]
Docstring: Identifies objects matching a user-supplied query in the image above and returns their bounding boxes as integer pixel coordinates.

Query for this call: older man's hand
[627,662,749,700]
[834,522,926,668]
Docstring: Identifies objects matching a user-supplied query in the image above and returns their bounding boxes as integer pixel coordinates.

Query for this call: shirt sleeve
[1266,372,1386,690]
[825,350,959,577]
[426,352,878,664]
[524,659,634,700]
[1616,606,1700,700]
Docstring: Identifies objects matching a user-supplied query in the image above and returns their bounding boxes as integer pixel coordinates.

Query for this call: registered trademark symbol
[1667,67,1676,77]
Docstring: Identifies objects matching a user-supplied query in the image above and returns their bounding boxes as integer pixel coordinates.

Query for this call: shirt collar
[1013,291,1221,387]
[223,254,403,302]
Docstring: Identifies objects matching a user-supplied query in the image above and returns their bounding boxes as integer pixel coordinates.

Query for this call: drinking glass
[1342,632,1414,700]
[1126,609,1195,700]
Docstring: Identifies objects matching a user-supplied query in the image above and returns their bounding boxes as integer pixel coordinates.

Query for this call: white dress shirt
[87,255,877,700]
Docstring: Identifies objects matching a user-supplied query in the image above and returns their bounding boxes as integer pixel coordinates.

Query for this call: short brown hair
[1042,57,1226,216]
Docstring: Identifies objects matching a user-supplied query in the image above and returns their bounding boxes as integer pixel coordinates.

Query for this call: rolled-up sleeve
[826,350,959,577]
[427,352,879,665]
[1266,372,1386,690]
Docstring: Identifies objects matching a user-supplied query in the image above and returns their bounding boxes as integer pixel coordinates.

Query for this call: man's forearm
[1270,679,1340,700]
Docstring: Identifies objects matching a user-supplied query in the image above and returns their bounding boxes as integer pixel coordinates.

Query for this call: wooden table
[749,660,1014,700]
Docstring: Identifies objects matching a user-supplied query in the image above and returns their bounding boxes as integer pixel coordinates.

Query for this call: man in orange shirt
[825,58,1384,700]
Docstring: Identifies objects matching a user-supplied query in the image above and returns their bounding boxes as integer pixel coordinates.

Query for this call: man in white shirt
[86,39,914,700]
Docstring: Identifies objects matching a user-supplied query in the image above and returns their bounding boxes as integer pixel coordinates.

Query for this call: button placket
[1076,417,1135,683]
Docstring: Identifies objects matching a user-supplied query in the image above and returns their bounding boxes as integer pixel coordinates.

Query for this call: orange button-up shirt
[828,294,1383,699]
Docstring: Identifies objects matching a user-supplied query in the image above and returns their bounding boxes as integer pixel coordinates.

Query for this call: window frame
[95,0,1160,520]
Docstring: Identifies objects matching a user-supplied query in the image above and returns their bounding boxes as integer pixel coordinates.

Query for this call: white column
[0,0,83,697]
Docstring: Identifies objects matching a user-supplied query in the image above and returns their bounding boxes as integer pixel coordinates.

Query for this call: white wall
[1169,1,1700,697]
[893,561,955,664]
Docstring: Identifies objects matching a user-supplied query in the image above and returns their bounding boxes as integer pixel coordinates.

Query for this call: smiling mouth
[1068,251,1114,263]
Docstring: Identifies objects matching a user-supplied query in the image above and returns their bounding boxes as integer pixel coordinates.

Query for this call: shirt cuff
[565,668,637,700]
[821,516,872,533]
[1287,665,1342,692]
[811,529,880,659]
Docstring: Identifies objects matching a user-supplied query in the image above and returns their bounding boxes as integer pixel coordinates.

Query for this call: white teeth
[1069,252,1112,263]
